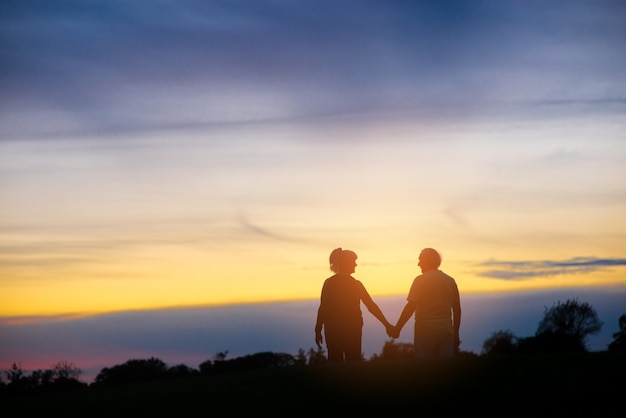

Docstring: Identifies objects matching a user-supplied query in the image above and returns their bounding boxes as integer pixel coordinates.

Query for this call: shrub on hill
[482,329,519,355]
[0,362,87,395]
[370,340,414,360]
[200,351,298,374]
[94,357,170,385]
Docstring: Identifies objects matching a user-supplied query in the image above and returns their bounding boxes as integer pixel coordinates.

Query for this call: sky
[1,0,626,379]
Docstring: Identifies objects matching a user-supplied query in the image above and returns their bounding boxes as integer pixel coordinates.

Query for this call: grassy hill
[4,351,624,417]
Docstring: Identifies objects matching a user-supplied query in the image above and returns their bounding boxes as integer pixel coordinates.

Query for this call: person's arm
[453,305,461,352]
[362,294,392,328]
[394,300,417,336]
[359,284,395,336]
[452,291,461,352]
[394,277,419,337]
[315,306,324,347]
[315,284,327,347]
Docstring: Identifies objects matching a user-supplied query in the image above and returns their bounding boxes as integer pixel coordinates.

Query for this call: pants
[414,333,454,359]
[325,327,362,362]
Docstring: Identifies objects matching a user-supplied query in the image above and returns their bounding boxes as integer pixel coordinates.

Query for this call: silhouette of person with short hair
[315,248,394,362]
[389,248,461,358]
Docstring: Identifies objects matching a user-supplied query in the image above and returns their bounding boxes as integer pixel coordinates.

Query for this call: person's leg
[414,335,437,359]
[344,327,363,362]
[325,332,344,362]
[435,334,455,358]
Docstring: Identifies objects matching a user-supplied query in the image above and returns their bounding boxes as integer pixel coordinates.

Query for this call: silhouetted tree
[307,346,327,365]
[207,351,230,372]
[52,361,82,381]
[95,357,169,385]
[456,349,480,359]
[482,329,519,355]
[514,298,601,353]
[295,348,308,366]
[4,363,23,383]
[198,359,213,375]
[168,364,198,378]
[608,313,626,351]
[534,298,602,351]
[31,369,55,386]
[1,362,86,394]
[200,351,299,374]
[217,352,297,372]
[2,363,36,392]
[517,331,586,353]
[199,351,231,375]
[375,339,414,360]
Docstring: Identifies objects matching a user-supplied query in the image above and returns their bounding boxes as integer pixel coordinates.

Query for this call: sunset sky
[1,0,625,328]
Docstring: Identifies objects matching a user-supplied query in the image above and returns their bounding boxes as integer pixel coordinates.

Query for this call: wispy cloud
[237,214,311,244]
[0,219,237,272]
[477,257,626,280]
[2,1,624,139]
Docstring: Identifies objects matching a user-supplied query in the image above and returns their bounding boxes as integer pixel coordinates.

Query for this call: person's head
[329,248,358,274]
[418,248,441,272]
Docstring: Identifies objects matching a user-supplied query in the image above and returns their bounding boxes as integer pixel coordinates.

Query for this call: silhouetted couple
[315,247,461,362]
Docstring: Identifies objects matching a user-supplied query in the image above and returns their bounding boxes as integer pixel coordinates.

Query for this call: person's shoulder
[438,270,458,287]
[353,278,370,295]
[348,275,361,283]
[408,274,423,290]
[322,274,338,284]
[420,270,439,279]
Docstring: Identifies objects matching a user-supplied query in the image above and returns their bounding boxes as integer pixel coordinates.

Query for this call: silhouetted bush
[517,331,586,353]
[0,362,87,395]
[168,364,199,378]
[456,350,479,359]
[95,357,169,385]
[51,361,82,380]
[43,377,88,392]
[305,346,327,365]
[482,329,519,355]
[371,339,414,360]
[295,348,308,366]
[3,363,38,393]
[198,359,213,375]
[206,352,297,373]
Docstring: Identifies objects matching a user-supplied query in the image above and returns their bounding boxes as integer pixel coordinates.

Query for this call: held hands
[385,324,400,339]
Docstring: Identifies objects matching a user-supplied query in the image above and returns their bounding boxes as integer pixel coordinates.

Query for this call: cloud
[2,1,625,139]
[477,257,626,280]
[0,219,233,273]
[237,214,311,244]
